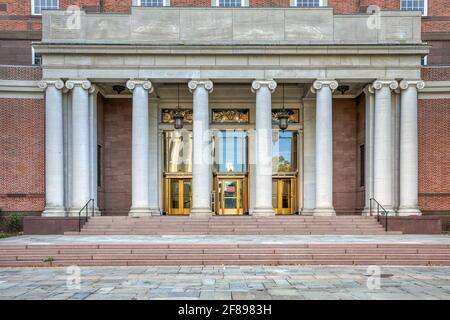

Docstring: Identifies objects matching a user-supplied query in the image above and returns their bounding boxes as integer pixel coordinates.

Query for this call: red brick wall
[418,98,450,213]
[0,98,45,213]
[101,98,132,215]
[332,99,360,212]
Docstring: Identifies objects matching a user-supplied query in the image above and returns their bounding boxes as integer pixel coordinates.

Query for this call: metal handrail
[78,199,95,232]
[369,198,389,232]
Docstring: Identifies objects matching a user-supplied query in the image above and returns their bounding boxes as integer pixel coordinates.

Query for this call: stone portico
[35,7,427,217]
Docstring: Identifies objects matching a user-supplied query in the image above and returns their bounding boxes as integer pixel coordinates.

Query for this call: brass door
[216,178,246,215]
[167,179,191,215]
[272,178,296,215]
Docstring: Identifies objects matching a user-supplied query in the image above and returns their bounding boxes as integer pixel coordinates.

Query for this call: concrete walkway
[1,234,450,245]
[0,266,450,300]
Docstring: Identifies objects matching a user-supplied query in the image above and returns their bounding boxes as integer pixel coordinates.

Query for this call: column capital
[38,79,64,90]
[372,80,398,91]
[188,79,214,93]
[65,80,92,91]
[126,79,153,92]
[89,84,99,95]
[399,80,425,90]
[363,84,375,95]
[251,80,277,93]
[311,80,338,93]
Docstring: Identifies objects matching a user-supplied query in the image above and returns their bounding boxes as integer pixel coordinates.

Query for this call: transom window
[31,0,59,15]
[400,0,427,15]
[137,0,167,6]
[217,0,243,7]
[295,0,322,7]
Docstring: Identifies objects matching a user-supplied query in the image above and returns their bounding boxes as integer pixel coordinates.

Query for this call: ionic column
[127,80,154,217]
[39,80,66,217]
[362,84,375,215]
[398,80,424,216]
[372,80,398,213]
[302,99,316,215]
[311,80,338,216]
[188,80,214,217]
[251,80,277,217]
[65,80,92,215]
[88,85,100,215]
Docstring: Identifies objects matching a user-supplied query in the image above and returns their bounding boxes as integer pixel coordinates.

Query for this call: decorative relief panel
[161,109,193,124]
[212,109,249,124]
[272,109,300,124]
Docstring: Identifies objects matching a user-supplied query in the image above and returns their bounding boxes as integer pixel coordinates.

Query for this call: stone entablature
[42,8,422,45]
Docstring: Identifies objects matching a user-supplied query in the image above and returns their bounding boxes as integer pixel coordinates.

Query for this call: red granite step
[0,243,449,267]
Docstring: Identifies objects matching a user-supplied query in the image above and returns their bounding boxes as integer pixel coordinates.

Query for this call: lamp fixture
[277,84,290,131]
[173,84,184,130]
[112,85,126,95]
[337,85,350,95]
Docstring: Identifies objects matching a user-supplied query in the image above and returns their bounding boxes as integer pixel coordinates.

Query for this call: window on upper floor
[137,0,167,6]
[216,0,243,7]
[400,0,427,16]
[31,0,59,15]
[32,47,41,65]
[295,0,323,7]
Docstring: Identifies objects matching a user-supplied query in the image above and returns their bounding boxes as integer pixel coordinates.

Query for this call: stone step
[1,243,449,267]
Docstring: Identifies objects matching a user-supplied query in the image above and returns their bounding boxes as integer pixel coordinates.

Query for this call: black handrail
[78,199,95,232]
[369,198,389,232]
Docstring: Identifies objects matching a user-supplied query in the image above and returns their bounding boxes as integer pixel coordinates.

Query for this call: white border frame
[31,0,59,16]
[292,0,326,7]
[134,0,170,6]
[400,0,428,16]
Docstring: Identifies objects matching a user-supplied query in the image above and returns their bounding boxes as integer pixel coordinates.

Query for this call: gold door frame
[215,175,247,215]
[273,177,297,215]
[165,177,192,215]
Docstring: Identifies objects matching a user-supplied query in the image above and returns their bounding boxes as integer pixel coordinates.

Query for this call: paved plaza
[1,266,450,300]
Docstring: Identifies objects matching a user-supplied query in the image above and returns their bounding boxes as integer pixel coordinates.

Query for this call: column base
[361,208,374,216]
[397,207,422,216]
[252,208,275,217]
[190,208,213,218]
[313,208,336,216]
[67,208,101,217]
[300,209,314,216]
[128,208,159,217]
[42,207,66,217]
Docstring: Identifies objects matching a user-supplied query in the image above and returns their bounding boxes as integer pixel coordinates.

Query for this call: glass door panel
[167,179,191,215]
[217,178,245,215]
[273,178,296,215]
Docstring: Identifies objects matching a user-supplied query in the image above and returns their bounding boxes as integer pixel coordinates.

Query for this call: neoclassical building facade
[0,1,449,220]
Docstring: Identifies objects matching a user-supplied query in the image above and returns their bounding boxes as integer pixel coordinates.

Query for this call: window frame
[135,0,170,6]
[400,0,428,16]
[214,0,246,7]
[31,47,41,65]
[31,0,59,16]
[294,0,325,7]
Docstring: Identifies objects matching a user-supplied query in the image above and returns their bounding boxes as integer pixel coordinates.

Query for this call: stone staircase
[1,243,450,267]
[65,216,401,236]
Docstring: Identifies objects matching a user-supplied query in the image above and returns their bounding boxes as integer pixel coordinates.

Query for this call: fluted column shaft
[40,80,66,216]
[398,80,424,216]
[312,80,338,216]
[126,80,153,216]
[363,85,375,215]
[65,80,92,213]
[189,80,214,217]
[373,80,398,213]
[251,80,277,216]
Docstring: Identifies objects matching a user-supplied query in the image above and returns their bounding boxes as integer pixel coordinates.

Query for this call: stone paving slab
[0,266,450,300]
[1,234,450,245]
